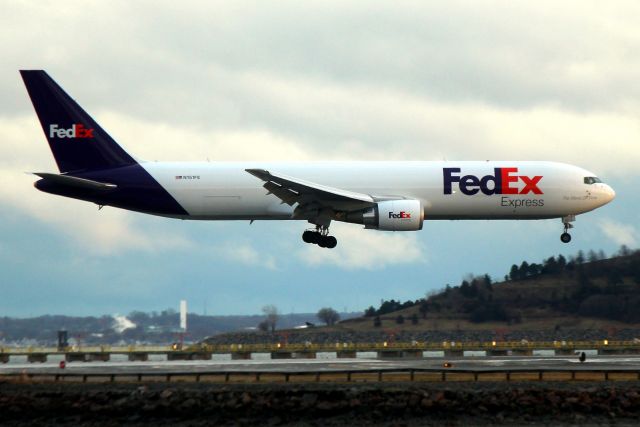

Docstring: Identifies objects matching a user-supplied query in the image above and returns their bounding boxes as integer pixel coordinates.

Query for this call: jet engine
[346,199,424,231]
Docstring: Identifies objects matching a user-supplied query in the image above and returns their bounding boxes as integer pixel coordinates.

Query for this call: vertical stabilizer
[20,70,136,173]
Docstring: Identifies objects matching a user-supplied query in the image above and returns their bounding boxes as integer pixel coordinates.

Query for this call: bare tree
[262,305,279,332]
[257,320,270,332]
[316,307,340,326]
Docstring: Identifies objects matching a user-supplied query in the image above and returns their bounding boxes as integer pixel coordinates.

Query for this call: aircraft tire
[326,236,337,249]
[560,232,572,243]
[302,230,314,243]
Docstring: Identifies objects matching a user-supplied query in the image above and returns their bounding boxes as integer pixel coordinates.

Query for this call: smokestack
[180,300,187,331]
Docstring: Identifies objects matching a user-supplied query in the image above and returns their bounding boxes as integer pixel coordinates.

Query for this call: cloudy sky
[1,1,638,317]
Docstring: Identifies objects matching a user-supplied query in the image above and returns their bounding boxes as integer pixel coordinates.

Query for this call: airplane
[20,70,616,249]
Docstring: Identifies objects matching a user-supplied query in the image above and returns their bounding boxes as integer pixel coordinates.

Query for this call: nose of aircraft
[603,184,616,204]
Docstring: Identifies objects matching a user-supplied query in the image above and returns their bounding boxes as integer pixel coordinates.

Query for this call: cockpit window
[584,177,602,185]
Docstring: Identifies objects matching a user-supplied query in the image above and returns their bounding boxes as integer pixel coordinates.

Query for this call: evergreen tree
[469,281,479,298]
[519,261,530,279]
[460,280,471,297]
[528,263,541,276]
[483,274,493,287]
[410,313,419,325]
[557,254,567,270]
[618,245,631,256]
[509,264,519,281]
[543,256,558,274]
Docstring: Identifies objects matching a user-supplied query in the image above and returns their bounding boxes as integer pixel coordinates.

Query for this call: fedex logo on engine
[49,124,94,139]
[443,168,543,195]
[389,211,411,219]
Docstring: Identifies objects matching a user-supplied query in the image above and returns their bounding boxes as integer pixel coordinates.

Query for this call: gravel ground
[1,381,639,426]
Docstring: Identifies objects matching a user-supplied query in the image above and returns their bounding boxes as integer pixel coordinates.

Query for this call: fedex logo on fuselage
[443,167,543,195]
[49,124,94,139]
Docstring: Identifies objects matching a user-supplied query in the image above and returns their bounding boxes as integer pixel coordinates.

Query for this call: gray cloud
[3,1,639,175]
[4,1,640,117]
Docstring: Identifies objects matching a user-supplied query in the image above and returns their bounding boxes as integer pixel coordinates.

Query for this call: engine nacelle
[362,199,424,231]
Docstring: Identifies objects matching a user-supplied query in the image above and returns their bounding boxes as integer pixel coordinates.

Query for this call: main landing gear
[302,226,337,249]
[560,215,575,243]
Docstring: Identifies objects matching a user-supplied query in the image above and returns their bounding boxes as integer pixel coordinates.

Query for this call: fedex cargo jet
[20,70,615,249]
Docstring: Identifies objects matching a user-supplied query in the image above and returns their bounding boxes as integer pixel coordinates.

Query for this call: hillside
[204,248,640,346]
[343,248,640,333]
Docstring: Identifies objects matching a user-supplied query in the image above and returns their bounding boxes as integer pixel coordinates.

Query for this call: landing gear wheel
[302,230,321,244]
[302,230,314,243]
[560,215,575,244]
[302,226,337,248]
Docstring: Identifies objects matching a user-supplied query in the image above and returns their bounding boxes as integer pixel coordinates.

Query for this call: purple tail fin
[20,70,136,173]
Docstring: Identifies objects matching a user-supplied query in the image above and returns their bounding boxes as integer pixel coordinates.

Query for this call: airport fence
[2,368,640,384]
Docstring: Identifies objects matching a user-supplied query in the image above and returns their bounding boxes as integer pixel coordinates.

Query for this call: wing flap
[246,168,375,206]
[263,180,299,206]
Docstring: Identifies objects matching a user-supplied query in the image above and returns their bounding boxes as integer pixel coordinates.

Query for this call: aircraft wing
[245,168,375,221]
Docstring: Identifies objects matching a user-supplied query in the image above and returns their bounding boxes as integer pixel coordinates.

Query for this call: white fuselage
[141,161,615,221]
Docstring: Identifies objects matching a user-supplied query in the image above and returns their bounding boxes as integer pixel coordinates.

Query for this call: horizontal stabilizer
[33,172,117,192]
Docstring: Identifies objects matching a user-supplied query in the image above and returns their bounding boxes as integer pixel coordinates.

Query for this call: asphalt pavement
[2,354,640,375]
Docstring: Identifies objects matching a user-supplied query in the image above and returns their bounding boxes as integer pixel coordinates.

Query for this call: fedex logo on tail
[443,168,543,195]
[49,124,94,139]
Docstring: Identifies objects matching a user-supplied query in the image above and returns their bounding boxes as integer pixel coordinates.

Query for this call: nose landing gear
[302,226,337,249]
[560,215,575,243]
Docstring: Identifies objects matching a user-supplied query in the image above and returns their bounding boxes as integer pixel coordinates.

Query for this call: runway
[3,354,640,376]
